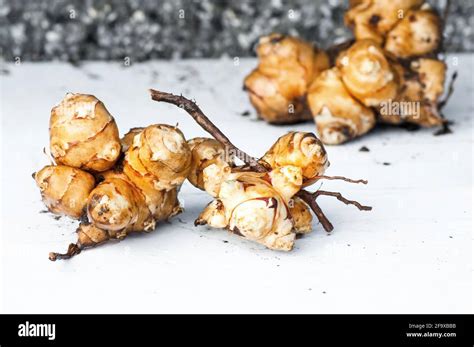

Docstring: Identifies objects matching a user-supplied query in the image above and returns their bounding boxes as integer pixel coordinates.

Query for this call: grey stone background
[1,0,472,62]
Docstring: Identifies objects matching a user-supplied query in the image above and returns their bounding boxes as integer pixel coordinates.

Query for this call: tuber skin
[308,36,450,142]
[242,1,454,144]
[244,33,329,124]
[385,6,441,59]
[336,40,399,107]
[259,132,329,187]
[150,89,372,251]
[344,0,425,45]
[48,124,188,260]
[37,93,192,260]
[196,171,296,251]
[307,68,376,145]
[34,165,95,219]
[49,93,121,172]
[378,58,446,126]
[191,134,330,250]
[124,124,192,192]
[187,137,233,197]
[289,197,313,234]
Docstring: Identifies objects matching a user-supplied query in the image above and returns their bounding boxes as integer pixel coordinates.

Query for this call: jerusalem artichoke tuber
[49,93,121,172]
[48,124,188,260]
[34,165,95,219]
[242,1,454,144]
[150,89,372,251]
[244,33,329,124]
[36,93,192,260]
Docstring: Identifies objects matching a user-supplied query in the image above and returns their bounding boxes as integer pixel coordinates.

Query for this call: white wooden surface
[0,55,472,313]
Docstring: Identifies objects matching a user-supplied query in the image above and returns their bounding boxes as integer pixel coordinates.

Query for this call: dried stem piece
[315,190,372,211]
[48,243,82,261]
[150,89,267,172]
[296,190,334,232]
[316,175,368,184]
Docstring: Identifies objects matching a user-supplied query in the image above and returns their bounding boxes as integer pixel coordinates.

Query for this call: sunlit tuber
[197,171,295,251]
[48,124,189,260]
[259,132,329,187]
[150,89,372,251]
[187,137,232,197]
[36,92,193,260]
[336,40,399,107]
[123,124,192,192]
[49,93,121,172]
[34,165,95,219]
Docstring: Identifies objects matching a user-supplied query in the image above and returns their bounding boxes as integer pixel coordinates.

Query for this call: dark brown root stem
[315,190,372,211]
[297,188,372,233]
[149,89,267,172]
[49,243,82,261]
[296,190,334,232]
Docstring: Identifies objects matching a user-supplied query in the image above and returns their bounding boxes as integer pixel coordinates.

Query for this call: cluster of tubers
[36,93,187,260]
[33,0,457,260]
[244,0,455,145]
[35,90,371,260]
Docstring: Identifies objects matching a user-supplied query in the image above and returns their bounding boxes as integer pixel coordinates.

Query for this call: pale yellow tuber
[336,40,399,107]
[244,33,329,124]
[307,68,376,145]
[150,89,372,252]
[46,122,190,260]
[35,165,95,219]
[49,93,121,172]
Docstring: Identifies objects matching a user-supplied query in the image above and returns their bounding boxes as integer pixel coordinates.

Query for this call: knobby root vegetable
[244,33,329,124]
[187,137,232,197]
[378,58,446,126]
[345,0,425,48]
[385,5,441,58]
[35,93,191,261]
[259,132,329,187]
[336,40,399,107]
[150,89,372,251]
[243,1,454,145]
[308,36,450,143]
[34,165,95,219]
[307,67,376,144]
[48,124,189,260]
[123,124,192,192]
[49,93,121,172]
[196,171,295,250]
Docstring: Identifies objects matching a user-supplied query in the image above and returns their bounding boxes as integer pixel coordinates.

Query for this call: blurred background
[1,0,473,62]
